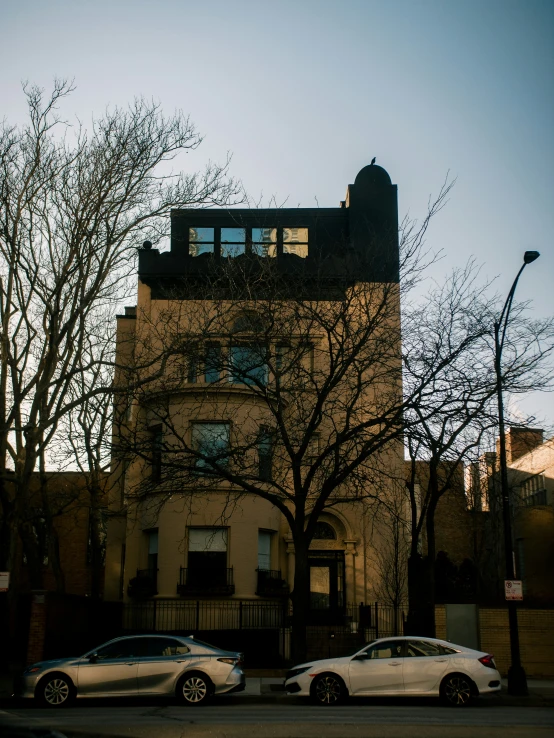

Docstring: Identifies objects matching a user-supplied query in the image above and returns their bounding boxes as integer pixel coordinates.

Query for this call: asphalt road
[1,697,554,738]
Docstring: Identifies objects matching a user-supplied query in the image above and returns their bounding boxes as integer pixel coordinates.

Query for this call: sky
[2,0,553,429]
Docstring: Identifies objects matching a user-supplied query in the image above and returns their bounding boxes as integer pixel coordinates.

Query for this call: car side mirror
[88,653,99,663]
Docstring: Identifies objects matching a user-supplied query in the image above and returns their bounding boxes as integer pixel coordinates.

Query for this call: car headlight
[24,666,42,674]
[286,666,312,680]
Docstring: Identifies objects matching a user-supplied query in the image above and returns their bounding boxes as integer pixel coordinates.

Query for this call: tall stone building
[104,164,406,650]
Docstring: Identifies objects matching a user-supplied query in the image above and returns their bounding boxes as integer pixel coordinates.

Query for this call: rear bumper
[216,670,245,695]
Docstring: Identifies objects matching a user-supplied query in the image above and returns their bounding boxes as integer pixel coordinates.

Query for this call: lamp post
[494,250,539,696]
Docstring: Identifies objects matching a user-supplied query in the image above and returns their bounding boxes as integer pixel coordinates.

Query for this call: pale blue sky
[2,0,553,426]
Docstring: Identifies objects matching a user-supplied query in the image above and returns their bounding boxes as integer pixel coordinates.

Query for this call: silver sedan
[16,634,245,707]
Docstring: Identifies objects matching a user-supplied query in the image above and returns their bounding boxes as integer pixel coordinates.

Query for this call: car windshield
[343,640,377,657]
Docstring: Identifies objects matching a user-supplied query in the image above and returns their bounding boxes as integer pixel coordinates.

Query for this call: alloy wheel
[43,678,70,706]
[443,675,472,706]
[314,675,343,705]
[182,676,208,704]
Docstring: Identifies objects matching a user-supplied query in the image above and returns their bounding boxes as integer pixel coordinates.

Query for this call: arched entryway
[308,515,347,624]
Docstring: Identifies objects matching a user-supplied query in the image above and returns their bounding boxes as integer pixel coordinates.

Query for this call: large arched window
[313,521,336,540]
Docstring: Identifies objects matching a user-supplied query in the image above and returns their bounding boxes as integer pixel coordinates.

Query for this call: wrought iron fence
[122,598,406,638]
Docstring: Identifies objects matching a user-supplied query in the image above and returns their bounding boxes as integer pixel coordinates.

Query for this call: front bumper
[13,673,40,699]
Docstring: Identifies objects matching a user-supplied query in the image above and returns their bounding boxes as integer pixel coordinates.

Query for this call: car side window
[145,638,190,657]
[406,640,442,658]
[366,641,403,659]
[95,639,145,660]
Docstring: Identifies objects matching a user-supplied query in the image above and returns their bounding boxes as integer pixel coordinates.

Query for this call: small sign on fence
[0,572,9,592]
[505,580,523,601]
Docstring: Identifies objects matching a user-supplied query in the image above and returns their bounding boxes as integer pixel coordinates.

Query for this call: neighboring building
[467,427,554,605]
[104,164,405,646]
[6,471,109,597]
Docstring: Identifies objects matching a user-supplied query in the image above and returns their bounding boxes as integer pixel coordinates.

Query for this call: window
[221,228,246,257]
[258,428,273,481]
[313,521,336,540]
[283,227,308,258]
[189,227,214,256]
[188,528,228,587]
[406,640,442,658]
[147,529,158,588]
[205,343,221,383]
[251,227,277,257]
[230,345,268,386]
[366,641,403,659]
[95,638,145,660]
[521,474,547,506]
[191,422,230,470]
[144,637,189,657]
[150,425,163,481]
[258,530,272,570]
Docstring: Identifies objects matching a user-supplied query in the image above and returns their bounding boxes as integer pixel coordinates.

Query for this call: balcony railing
[127,568,158,599]
[256,569,290,597]
[178,566,235,596]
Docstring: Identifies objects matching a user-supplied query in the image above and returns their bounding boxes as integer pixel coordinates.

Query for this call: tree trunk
[290,535,310,665]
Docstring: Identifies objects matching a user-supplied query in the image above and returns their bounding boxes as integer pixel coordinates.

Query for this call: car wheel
[38,673,75,707]
[177,672,212,706]
[311,673,346,706]
[440,673,474,707]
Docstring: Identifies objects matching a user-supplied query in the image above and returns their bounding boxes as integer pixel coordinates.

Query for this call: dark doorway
[308,550,345,624]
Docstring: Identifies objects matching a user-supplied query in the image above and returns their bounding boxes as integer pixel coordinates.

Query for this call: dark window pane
[406,640,441,657]
[96,638,145,660]
[230,345,268,385]
[313,521,336,540]
[205,343,221,383]
[221,228,246,243]
[192,423,230,470]
[367,641,402,659]
[145,638,189,657]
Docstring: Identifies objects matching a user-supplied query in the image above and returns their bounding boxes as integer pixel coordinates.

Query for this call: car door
[402,640,449,693]
[78,638,144,696]
[137,637,191,695]
[348,640,405,695]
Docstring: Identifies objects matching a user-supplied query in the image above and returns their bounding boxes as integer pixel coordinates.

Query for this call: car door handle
[125,662,135,666]
[388,662,402,666]
[434,659,447,662]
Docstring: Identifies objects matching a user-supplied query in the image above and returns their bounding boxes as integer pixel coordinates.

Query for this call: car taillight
[478,654,496,669]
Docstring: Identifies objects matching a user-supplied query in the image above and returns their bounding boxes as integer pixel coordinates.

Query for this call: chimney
[497,427,544,464]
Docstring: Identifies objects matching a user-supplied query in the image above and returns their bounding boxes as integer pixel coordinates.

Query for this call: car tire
[440,673,474,707]
[176,671,212,706]
[311,673,346,706]
[37,672,75,708]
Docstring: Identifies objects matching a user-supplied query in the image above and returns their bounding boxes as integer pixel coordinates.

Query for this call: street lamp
[494,249,539,696]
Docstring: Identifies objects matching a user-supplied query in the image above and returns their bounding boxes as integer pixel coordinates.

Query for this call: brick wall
[479,608,554,678]
[436,605,554,678]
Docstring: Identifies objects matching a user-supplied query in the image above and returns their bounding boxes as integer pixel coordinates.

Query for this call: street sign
[0,572,9,592]
[505,579,523,600]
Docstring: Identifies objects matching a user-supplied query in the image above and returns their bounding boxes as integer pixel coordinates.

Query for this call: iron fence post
[375,602,379,639]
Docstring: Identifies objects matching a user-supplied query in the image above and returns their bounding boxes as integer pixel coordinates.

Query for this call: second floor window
[230,345,268,386]
[192,422,230,471]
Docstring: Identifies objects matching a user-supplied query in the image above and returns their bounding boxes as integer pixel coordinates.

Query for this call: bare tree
[0,80,241,592]
[403,264,554,634]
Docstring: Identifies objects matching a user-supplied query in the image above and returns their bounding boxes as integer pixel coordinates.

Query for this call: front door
[78,637,143,696]
[348,640,405,695]
[308,551,345,624]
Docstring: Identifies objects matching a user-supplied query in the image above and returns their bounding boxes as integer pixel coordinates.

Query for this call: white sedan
[284,636,501,706]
